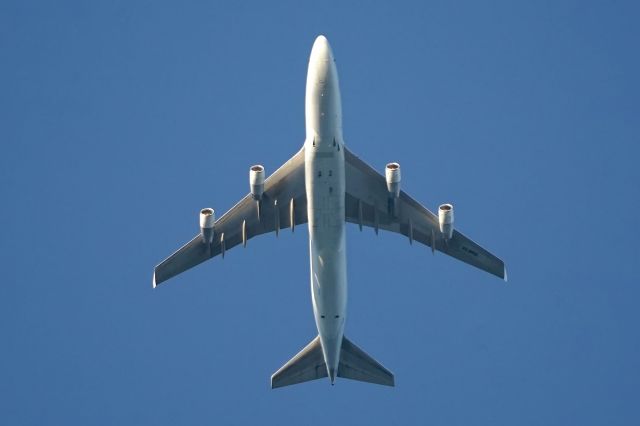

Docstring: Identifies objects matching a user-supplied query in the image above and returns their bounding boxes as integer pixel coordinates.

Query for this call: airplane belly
[306,149,347,342]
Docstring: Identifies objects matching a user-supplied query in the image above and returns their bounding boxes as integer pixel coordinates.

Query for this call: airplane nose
[314,34,328,46]
[310,35,334,63]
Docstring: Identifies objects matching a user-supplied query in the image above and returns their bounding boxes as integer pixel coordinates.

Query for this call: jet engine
[438,203,454,240]
[200,208,215,244]
[385,162,401,198]
[250,165,265,200]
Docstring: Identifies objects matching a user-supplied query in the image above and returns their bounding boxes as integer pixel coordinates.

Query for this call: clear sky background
[2,1,639,424]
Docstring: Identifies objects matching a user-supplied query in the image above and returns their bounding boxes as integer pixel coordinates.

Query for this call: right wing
[344,147,506,280]
[153,147,307,287]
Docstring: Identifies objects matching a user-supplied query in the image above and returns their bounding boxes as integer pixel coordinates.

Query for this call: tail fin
[271,335,394,388]
[338,336,394,387]
[271,336,327,389]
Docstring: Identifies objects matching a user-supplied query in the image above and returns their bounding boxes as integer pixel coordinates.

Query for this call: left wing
[344,147,506,280]
[153,147,307,287]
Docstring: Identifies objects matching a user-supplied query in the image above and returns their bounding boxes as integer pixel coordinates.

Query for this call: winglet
[152,271,157,289]
[503,266,508,283]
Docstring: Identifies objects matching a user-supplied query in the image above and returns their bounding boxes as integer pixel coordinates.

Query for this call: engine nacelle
[249,165,265,200]
[385,162,401,198]
[438,203,454,240]
[200,208,215,244]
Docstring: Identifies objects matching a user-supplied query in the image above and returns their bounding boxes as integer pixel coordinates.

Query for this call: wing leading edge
[343,147,506,280]
[153,147,307,287]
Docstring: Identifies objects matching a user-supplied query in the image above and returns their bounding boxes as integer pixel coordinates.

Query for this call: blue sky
[2,0,639,424]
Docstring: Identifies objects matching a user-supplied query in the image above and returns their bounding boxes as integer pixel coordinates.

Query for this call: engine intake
[250,165,265,200]
[385,162,401,198]
[200,208,215,244]
[438,203,454,240]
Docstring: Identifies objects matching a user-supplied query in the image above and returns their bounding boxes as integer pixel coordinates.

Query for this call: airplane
[153,35,507,389]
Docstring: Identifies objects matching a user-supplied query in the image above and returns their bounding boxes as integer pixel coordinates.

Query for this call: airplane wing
[344,147,506,280]
[153,147,307,287]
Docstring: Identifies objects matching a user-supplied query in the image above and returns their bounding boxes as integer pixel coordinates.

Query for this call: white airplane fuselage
[304,36,346,382]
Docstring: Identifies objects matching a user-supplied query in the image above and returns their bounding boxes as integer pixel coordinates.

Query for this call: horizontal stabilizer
[271,335,394,388]
[338,336,394,386]
[271,336,327,389]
